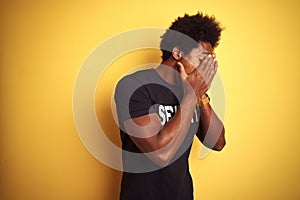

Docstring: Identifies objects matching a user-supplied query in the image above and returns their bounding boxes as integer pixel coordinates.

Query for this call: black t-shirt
[114,69,200,200]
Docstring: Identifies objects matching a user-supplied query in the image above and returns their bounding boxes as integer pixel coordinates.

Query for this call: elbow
[213,128,226,151]
[149,152,172,168]
[213,139,226,151]
[156,153,172,167]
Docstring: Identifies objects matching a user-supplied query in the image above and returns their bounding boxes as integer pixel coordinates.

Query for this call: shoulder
[114,69,155,98]
[118,69,155,83]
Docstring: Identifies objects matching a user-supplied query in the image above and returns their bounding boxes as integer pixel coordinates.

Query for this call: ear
[172,47,183,60]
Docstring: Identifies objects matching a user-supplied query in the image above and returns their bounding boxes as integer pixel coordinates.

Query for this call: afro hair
[160,12,223,61]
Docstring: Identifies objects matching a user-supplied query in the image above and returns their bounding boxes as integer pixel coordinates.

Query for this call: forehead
[199,41,213,53]
[188,41,213,56]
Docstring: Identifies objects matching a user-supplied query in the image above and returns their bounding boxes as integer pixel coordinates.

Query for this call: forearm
[152,94,197,164]
[197,97,226,151]
[124,93,198,166]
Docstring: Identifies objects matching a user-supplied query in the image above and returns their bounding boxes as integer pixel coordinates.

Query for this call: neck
[155,59,181,86]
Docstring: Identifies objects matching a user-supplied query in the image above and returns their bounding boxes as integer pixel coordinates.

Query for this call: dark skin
[123,41,226,167]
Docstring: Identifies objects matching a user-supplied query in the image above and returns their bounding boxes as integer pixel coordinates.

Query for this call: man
[114,12,226,200]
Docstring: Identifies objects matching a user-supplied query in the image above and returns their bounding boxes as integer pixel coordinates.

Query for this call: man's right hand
[177,54,217,99]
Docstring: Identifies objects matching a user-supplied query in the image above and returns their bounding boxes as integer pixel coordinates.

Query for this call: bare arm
[196,94,226,151]
[179,52,225,150]
[124,92,197,167]
[123,54,224,166]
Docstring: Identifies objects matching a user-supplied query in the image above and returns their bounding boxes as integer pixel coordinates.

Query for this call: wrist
[198,93,210,107]
[199,93,208,100]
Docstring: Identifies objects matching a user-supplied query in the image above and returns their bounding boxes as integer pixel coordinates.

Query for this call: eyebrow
[201,52,210,55]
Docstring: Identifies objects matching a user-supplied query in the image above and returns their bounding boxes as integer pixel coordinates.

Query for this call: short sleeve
[114,75,153,123]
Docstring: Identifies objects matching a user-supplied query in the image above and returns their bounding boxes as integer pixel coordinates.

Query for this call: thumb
[177,62,188,79]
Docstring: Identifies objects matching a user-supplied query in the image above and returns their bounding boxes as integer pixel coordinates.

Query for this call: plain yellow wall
[1,0,300,199]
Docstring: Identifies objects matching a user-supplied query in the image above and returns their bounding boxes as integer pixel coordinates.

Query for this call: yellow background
[1,0,300,199]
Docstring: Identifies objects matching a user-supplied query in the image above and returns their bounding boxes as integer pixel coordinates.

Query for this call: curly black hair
[160,12,223,61]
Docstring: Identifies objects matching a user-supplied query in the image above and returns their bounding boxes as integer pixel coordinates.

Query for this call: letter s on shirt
[158,105,166,126]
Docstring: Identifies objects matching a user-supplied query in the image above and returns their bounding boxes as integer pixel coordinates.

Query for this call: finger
[208,54,215,68]
[196,54,213,75]
[213,59,218,72]
[177,62,188,79]
[209,58,218,77]
[202,54,214,77]
[203,60,216,86]
[207,60,218,86]
[210,63,217,78]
